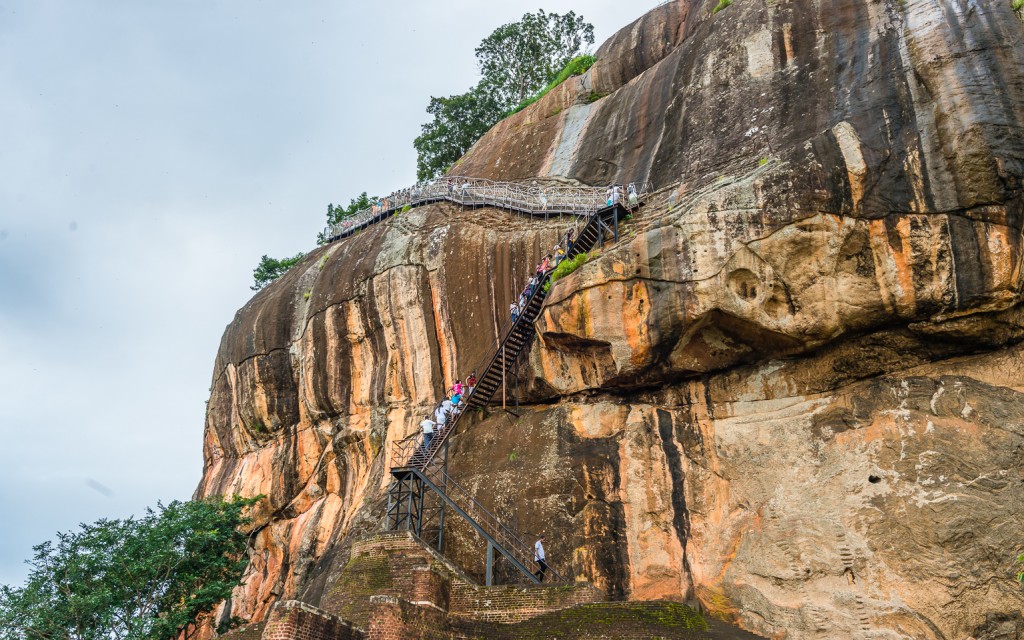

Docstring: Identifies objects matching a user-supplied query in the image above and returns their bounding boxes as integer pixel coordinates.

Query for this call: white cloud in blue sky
[0,0,656,586]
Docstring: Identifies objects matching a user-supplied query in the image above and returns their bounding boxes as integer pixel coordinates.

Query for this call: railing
[421,464,565,584]
[385,196,652,586]
[396,268,553,471]
[323,177,653,242]
[392,197,656,472]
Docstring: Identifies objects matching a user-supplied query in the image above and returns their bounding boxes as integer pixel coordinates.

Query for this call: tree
[326,192,375,227]
[414,87,501,181]
[0,497,260,640]
[414,10,594,180]
[251,252,305,291]
[475,10,594,108]
[315,192,379,244]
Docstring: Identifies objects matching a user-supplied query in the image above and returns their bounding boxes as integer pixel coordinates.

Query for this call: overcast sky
[0,1,658,587]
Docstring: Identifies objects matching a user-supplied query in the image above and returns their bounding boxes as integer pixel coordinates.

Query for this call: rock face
[196,1,1024,638]
[197,204,570,623]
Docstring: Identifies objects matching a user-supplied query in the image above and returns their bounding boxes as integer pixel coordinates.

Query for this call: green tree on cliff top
[314,192,379,245]
[475,10,594,107]
[0,496,259,640]
[414,88,501,182]
[414,9,595,180]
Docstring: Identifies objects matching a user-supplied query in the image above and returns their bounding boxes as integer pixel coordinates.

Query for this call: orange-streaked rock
[196,0,1024,637]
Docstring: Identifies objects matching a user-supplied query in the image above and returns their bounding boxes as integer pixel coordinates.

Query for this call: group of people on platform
[608,183,639,207]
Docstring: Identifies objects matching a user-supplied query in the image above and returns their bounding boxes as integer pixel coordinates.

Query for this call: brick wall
[320,532,453,627]
[319,532,603,633]
[261,601,364,640]
[365,596,454,640]
[244,534,707,640]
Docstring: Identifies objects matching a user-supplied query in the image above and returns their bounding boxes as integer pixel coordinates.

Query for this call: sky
[0,1,662,587]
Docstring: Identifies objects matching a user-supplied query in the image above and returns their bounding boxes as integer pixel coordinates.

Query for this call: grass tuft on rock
[713,0,733,12]
[550,252,591,284]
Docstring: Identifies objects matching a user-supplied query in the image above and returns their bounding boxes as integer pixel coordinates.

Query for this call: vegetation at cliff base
[0,496,260,640]
[251,252,305,291]
[713,0,733,12]
[414,10,595,180]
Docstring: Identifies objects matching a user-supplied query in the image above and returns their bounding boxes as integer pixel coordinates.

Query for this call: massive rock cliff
[196,1,1024,637]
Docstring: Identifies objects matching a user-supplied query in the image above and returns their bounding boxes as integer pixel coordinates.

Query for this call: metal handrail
[323,177,653,242]
[386,201,647,586]
[394,200,644,472]
[422,464,565,584]
[399,264,554,470]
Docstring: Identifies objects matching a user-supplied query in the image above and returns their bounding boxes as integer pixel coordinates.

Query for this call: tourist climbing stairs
[385,197,643,585]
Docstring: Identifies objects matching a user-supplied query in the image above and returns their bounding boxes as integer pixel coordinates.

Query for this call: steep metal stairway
[385,202,634,585]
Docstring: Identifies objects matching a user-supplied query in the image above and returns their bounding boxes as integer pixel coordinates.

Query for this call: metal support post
[436,443,448,552]
[404,475,416,532]
[515,370,520,415]
[613,207,619,241]
[486,542,495,586]
[415,475,425,537]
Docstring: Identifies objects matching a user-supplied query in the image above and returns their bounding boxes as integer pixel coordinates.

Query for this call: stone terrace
[218,531,751,639]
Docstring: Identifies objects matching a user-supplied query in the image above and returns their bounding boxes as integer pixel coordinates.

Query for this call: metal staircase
[385,202,634,585]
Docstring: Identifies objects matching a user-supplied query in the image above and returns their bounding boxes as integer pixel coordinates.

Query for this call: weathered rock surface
[198,205,570,622]
[196,1,1024,638]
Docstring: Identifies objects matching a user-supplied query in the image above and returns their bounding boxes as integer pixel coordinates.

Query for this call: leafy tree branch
[0,497,261,640]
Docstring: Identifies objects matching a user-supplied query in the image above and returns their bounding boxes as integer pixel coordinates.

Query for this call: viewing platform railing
[323,177,652,242]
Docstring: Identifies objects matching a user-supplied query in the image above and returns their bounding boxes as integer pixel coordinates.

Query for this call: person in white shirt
[419,416,436,451]
[534,534,548,582]
[434,403,449,428]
